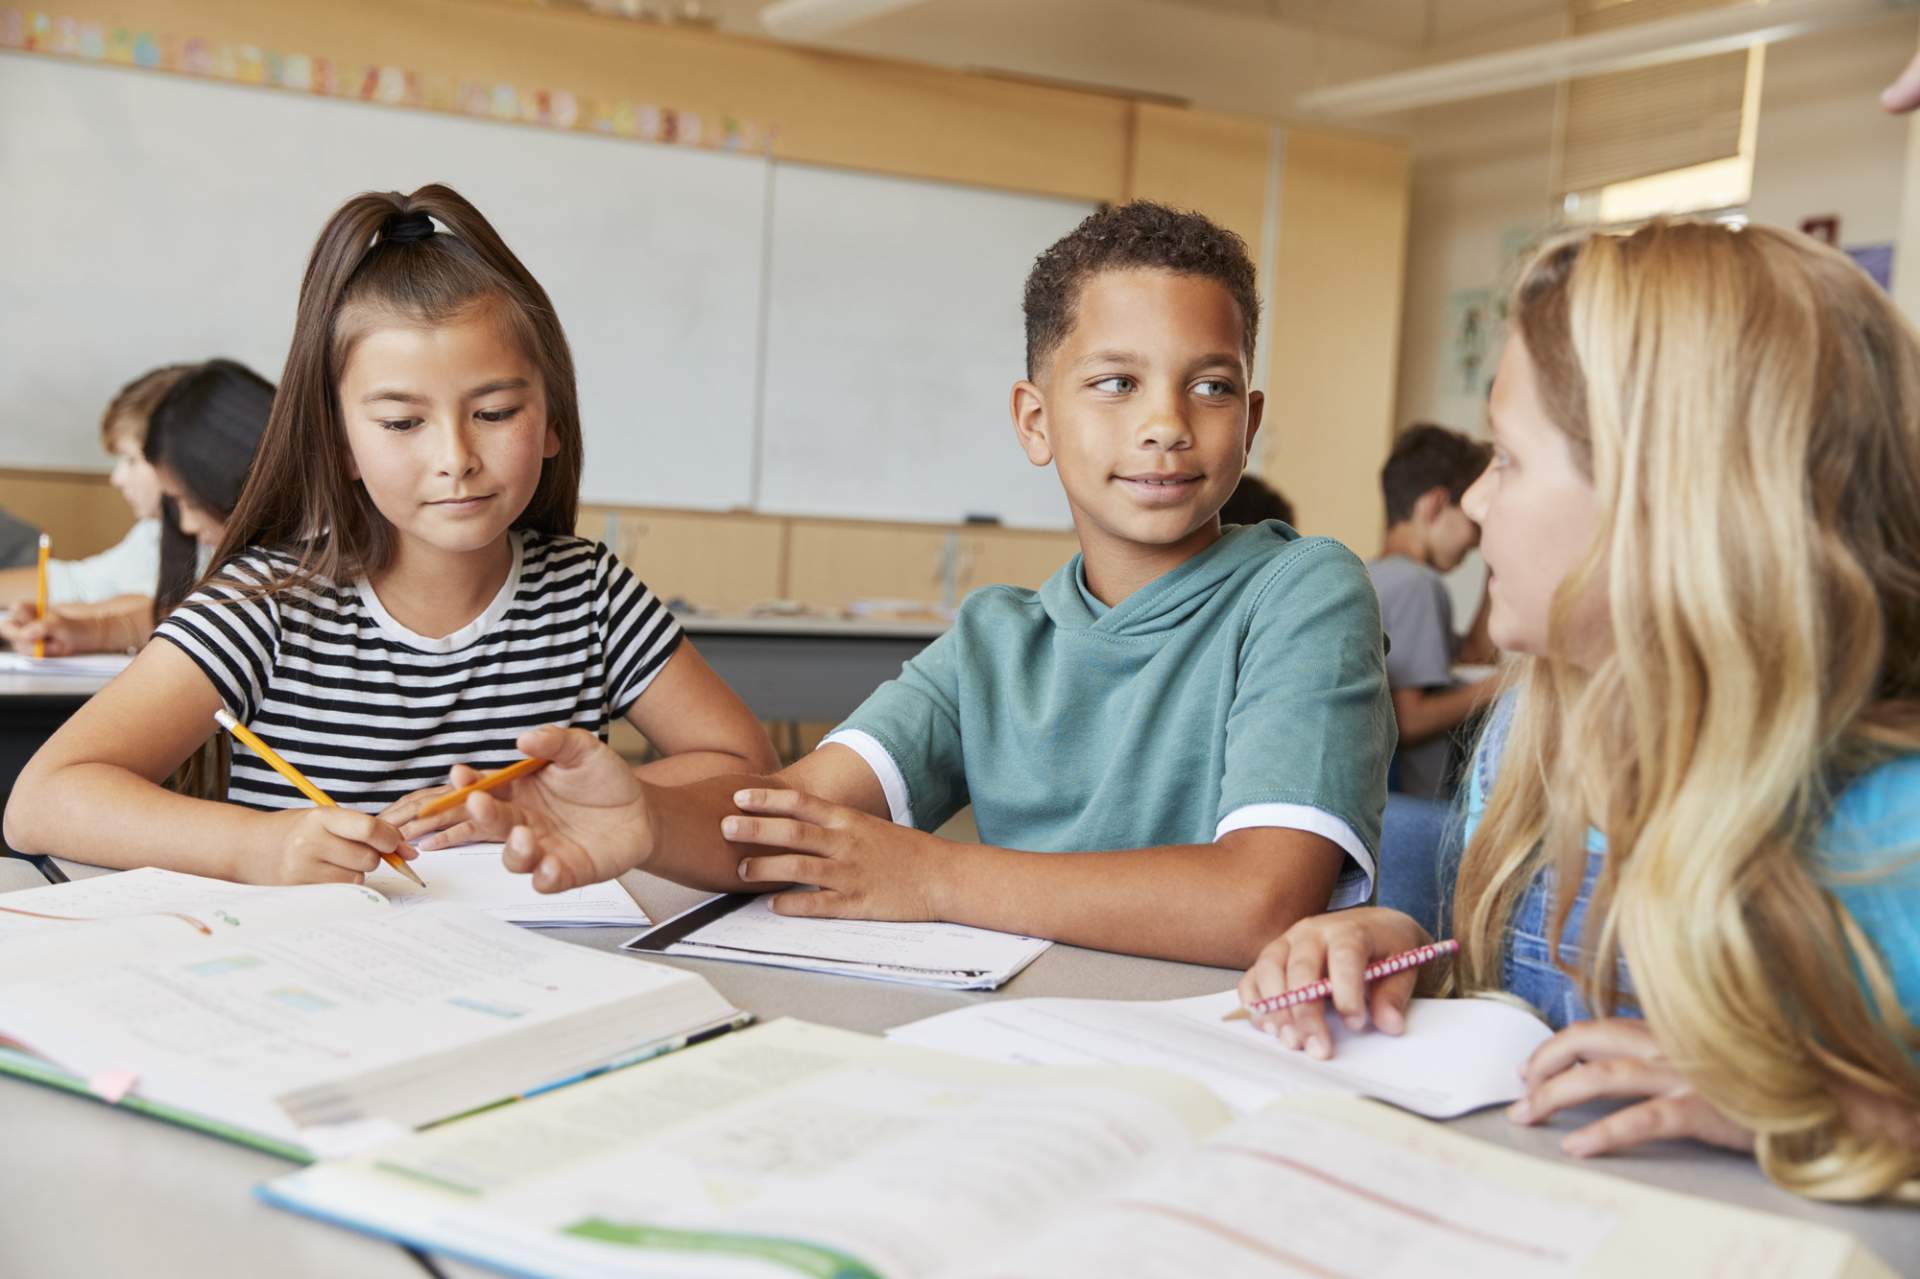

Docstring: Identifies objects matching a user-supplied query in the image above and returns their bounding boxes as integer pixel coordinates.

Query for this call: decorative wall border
[0,7,775,153]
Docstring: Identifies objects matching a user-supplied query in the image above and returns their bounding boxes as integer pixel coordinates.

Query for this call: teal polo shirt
[826,522,1396,909]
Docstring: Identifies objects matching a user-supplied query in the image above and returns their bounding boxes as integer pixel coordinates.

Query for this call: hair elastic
[383,211,436,244]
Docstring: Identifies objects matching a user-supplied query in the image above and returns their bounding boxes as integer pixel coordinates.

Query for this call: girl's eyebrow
[361,387,426,405]
[468,377,530,398]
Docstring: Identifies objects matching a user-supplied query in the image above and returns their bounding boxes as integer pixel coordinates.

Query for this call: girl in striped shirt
[5,184,776,885]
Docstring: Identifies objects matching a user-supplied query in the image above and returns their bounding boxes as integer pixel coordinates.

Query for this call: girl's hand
[383,765,490,849]
[479,726,653,892]
[1509,1018,1755,1156]
[1,602,94,657]
[253,807,409,885]
[730,788,944,921]
[1236,907,1433,1059]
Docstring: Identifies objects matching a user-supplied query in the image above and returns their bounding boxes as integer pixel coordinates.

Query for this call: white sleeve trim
[1215,802,1376,911]
[821,729,915,828]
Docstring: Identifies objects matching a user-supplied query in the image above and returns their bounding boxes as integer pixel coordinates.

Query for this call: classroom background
[1,0,1912,733]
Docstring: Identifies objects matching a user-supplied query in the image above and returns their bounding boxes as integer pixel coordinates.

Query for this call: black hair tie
[384,211,435,243]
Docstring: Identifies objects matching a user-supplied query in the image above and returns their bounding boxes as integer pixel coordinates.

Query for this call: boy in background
[1369,423,1499,797]
[438,201,1396,969]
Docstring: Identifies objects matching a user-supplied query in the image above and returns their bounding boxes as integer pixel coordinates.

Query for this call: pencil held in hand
[212,708,426,887]
[33,533,49,659]
[1225,938,1460,1021]
[415,756,550,819]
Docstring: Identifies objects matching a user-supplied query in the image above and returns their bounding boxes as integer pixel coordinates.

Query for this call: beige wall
[0,470,134,559]
[1262,129,1411,552]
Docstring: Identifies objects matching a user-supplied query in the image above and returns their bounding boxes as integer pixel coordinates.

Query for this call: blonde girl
[1239,220,1920,1201]
[5,184,776,885]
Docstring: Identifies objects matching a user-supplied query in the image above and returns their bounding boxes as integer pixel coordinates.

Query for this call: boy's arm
[481,729,1341,968]
[729,789,1344,969]
[1392,675,1500,748]
[1454,589,1497,666]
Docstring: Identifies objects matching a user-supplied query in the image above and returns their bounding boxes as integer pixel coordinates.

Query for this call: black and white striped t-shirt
[155,531,681,812]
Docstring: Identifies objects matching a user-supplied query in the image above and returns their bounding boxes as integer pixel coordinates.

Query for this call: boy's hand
[253,807,409,885]
[1,602,91,657]
[729,788,943,921]
[1237,907,1433,1059]
[1509,1019,1753,1157]
[481,726,653,892]
[382,765,490,849]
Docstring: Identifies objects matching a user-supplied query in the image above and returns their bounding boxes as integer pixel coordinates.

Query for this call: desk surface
[681,613,949,640]
[7,859,1915,1277]
[0,669,117,699]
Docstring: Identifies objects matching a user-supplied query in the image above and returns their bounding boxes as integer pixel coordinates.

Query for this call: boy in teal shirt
[433,202,1396,968]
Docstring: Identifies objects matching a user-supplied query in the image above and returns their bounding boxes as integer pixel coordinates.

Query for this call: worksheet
[626,893,1048,989]
[887,990,1554,1118]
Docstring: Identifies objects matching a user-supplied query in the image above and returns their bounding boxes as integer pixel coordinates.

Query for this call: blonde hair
[1456,221,1920,1200]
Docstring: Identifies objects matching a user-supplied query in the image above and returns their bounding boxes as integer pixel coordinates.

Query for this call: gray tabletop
[5,859,1914,1277]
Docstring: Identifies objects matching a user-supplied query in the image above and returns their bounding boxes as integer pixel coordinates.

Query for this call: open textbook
[368,842,650,928]
[0,868,745,1160]
[626,892,1049,989]
[261,1019,1895,1279]
[888,989,1554,1118]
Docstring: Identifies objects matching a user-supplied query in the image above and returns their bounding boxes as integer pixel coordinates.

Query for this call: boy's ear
[1011,379,1054,467]
[1412,486,1451,525]
[1243,389,1265,461]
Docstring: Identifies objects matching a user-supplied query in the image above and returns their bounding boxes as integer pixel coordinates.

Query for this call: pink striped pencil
[1224,938,1460,1022]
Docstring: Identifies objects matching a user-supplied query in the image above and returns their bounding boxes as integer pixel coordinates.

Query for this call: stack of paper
[367,843,649,928]
[626,893,1050,989]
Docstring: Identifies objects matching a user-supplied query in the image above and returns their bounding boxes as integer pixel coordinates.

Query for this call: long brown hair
[1456,221,1920,1199]
[210,184,583,589]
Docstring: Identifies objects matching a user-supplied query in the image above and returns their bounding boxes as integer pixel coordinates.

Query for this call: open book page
[626,894,1049,989]
[887,990,1553,1118]
[367,843,649,928]
[962,1096,1896,1279]
[0,868,390,969]
[263,1019,1229,1278]
[0,903,739,1148]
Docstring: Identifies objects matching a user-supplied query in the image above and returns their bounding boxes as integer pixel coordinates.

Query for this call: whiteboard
[757,164,1092,528]
[0,55,768,509]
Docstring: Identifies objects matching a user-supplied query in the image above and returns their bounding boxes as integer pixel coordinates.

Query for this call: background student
[1240,220,1920,1200]
[3,183,776,885]
[1217,472,1295,528]
[0,364,193,613]
[1369,423,1500,798]
[2,360,271,657]
[430,202,1395,971]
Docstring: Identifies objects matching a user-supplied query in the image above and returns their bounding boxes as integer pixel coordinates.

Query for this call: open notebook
[0,650,135,677]
[0,868,745,1160]
[887,989,1555,1118]
[261,1019,1895,1279]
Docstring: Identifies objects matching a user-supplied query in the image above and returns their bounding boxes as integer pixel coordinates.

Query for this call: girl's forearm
[3,761,260,878]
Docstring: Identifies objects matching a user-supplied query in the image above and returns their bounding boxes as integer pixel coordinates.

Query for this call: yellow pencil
[33,533,49,660]
[415,756,550,819]
[213,708,427,887]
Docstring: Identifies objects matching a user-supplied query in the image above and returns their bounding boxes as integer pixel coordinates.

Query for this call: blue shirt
[1464,700,1920,1030]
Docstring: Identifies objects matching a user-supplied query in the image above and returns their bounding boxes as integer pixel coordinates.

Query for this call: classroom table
[679,613,946,722]
[4,858,1915,1277]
